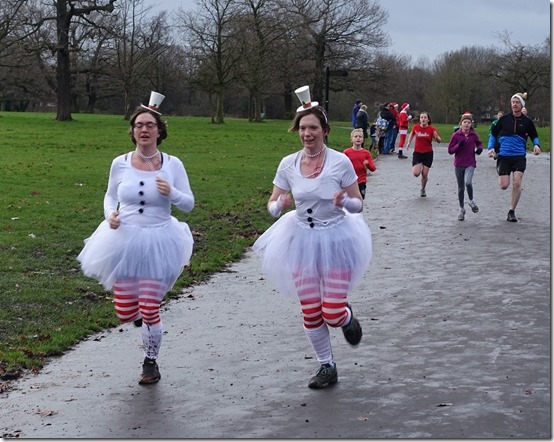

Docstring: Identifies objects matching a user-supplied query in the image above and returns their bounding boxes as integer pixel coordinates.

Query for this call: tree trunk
[214,90,225,124]
[55,0,73,121]
[123,87,132,120]
[253,92,262,122]
[85,85,97,113]
[248,91,263,122]
[283,84,293,119]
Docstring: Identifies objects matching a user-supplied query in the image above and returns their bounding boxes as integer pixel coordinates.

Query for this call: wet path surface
[1,146,550,438]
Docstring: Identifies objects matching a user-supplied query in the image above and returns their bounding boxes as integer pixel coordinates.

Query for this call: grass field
[0,112,549,378]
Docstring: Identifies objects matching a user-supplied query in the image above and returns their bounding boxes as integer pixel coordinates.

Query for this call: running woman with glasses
[78,92,195,385]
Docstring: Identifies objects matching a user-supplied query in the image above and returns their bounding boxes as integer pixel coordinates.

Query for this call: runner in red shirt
[343,128,376,199]
[405,111,441,197]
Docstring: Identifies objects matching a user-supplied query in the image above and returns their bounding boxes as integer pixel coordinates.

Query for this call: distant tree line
[0,0,550,125]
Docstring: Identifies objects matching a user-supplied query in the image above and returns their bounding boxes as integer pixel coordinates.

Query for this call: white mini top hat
[294,85,319,112]
[141,91,165,115]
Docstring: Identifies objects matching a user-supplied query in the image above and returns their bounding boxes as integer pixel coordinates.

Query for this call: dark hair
[420,111,432,124]
[288,106,330,135]
[128,106,168,146]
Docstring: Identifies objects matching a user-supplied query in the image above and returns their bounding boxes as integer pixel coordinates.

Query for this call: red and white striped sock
[138,279,166,326]
[295,272,324,329]
[321,269,351,328]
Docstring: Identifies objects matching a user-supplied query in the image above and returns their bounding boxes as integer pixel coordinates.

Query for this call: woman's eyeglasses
[134,122,158,129]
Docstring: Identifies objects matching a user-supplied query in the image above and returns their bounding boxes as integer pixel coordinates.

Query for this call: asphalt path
[1,145,550,438]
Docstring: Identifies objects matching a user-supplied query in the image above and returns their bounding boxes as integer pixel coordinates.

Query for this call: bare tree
[2,0,548,124]
[75,18,116,113]
[235,0,284,122]
[105,0,173,118]
[11,0,117,119]
[52,0,117,121]
[11,2,119,115]
[424,33,550,124]
[0,0,30,58]
[0,2,57,110]
[430,47,492,122]
[353,51,408,109]
[279,0,388,101]
[488,33,550,116]
[177,0,244,124]
[138,12,175,96]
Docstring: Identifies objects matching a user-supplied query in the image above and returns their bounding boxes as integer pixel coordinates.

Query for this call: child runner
[447,112,483,220]
[343,128,377,199]
[405,111,442,197]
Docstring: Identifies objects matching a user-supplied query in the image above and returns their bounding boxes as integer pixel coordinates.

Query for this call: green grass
[0,113,549,375]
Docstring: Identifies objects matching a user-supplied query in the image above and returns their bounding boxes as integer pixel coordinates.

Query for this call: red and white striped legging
[113,278,167,325]
[294,269,352,329]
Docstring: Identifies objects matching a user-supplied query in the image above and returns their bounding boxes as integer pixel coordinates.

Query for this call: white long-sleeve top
[103,152,194,226]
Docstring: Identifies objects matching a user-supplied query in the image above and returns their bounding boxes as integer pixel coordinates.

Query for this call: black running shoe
[308,363,338,389]
[507,210,518,222]
[342,304,363,346]
[468,201,479,213]
[458,208,465,221]
[139,357,161,385]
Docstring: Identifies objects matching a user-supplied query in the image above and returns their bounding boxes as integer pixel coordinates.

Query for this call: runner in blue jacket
[487,92,540,222]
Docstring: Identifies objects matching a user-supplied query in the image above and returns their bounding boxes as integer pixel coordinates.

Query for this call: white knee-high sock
[142,322,163,360]
[304,323,333,365]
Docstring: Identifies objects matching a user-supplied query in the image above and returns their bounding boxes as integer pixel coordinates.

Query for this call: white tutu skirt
[77,217,193,291]
[252,211,372,299]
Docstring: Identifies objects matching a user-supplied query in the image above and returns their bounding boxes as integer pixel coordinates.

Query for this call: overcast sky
[145,0,550,62]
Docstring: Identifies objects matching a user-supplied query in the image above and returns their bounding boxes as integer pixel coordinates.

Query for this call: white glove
[341,195,362,213]
[268,195,283,217]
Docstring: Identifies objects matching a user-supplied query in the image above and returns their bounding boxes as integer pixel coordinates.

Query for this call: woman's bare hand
[108,211,120,229]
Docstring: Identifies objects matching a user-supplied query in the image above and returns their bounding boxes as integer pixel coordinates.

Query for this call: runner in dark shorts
[496,155,526,176]
[405,111,441,198]
[487,92,541,222]
[412,151,433,169]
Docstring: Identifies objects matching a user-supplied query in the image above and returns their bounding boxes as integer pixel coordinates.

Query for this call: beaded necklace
[136,149,160,171]
[137,149,159,160]
[302,147,324,158]
[301,147,326,179]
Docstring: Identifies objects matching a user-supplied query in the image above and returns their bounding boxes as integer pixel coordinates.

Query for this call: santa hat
[511,92,527,107]
[294,85,319,112]
[460,112,473,124]
[141,91,165,115]
[401,102,410,111]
